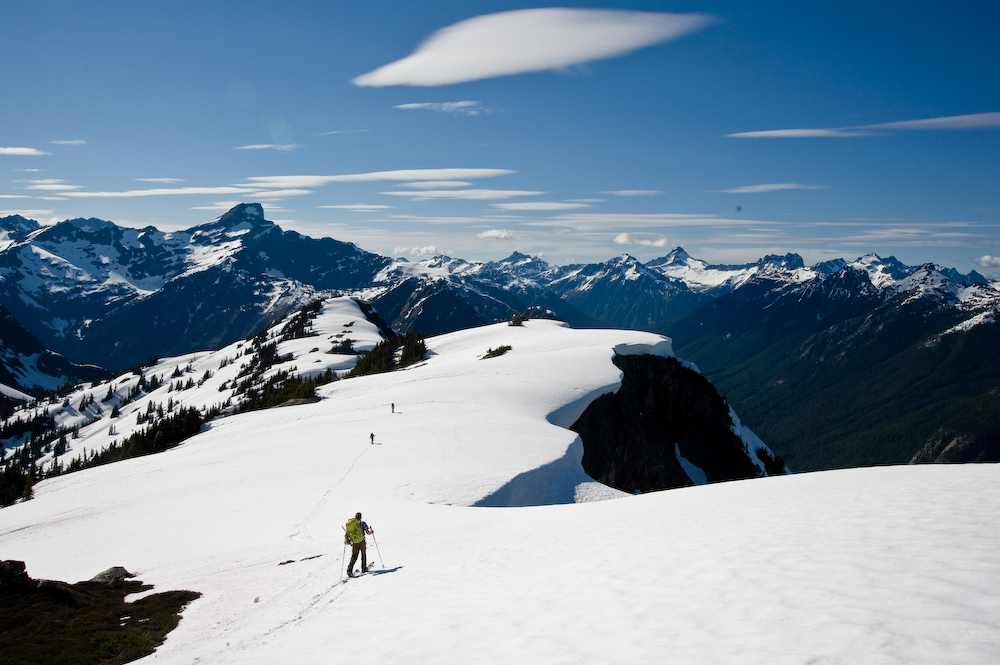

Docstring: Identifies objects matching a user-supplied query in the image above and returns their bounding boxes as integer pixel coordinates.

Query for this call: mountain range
[1,202,997,470]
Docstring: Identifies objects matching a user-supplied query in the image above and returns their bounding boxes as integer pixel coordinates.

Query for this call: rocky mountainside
[663,263,1000,470]
[0,204,390,370]
[0,303,105,400]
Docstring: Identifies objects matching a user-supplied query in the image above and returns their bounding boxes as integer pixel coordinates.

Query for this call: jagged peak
[646,247,691,267]
[758,253,804,270]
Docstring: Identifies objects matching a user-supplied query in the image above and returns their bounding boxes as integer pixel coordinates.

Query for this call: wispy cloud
[975,255,1000,268]
[317,204,394,211]
[314,129,370,136]
[720,183,825,194]
[394,245,440,256]
[477,229,519,240]
[400,181,474,189]
[0,195,29,199]
[353,8,716,87]
[50,139,86,146]
[245,169,515,189]
[234,144,301,152]
[490,201,591,210]
[396,101,491,116]
[64,186,256,198]
[382,188,543,201]
[614,232,669,247]
[603,190,662,196]
[0,147,49,156]
[136,178,184,183]
[22,178,80,191]
[728,112,1000,138]
[0,208,53,217]
[527,213,772,231]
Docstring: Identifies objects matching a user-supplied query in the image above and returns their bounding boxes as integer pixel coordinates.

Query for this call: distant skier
[370,432,375,444]
[345,512,374,577]
[391,402,395,414]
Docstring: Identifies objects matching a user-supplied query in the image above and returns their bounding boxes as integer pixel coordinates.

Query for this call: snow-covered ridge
[0,304,996,663]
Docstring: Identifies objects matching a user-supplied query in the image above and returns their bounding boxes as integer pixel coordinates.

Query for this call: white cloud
[353,8,716,87]
[13,168,41,172]
[720,183,825,194]
[252,189,313,200]
[381,189,544,201]
[477,229,519,240]
[528,213,759,230]
[395,245,440,256]
[50,139,86,145]
[318,204,394,211]
[728,112,1000,138]
[0,147,49,155]
[136,178,184,183]
[975,255,1000,268]
[314,129,370,136]
[614,232,669,247]
[64,186,257,198]
[396,101,490,116]
[490,201,591,210]
[0,195,29,199]
[23,179,80,191]
[400,181,474,189]
[603,190,662,196]
[234,144,301,152]
[0,208,53,217]
[245,169,515,189]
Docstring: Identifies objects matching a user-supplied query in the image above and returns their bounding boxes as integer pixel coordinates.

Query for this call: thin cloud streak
[318,204,394,210]
[728,112,1000,138]
[603,190,662,196]
[246,169,515,189]
[50,139,86,145]
[136,178,184,183]
[491,202,590,210]
[0,147,49,155]
[234,144,301,152]
[720,183,825,194]
[528,213,772,230]
[353,8,716,87]
[382,189,544,201]
[396,101,490,116]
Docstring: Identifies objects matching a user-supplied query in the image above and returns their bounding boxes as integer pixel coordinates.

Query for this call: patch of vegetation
[235,369,339,414]
[0,575,200,665]
[346,332,428,378]
[483,345,512,359]
[509,312,528,326]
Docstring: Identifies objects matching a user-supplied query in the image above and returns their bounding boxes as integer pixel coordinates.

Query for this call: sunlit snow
[1,300,998,664]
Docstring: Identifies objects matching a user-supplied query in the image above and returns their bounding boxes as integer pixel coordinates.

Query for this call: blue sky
[3,1,999,275]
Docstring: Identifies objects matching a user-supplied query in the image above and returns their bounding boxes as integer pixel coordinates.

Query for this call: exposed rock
[89,566,135,584]
[910,425,1000,464]
[1,560,30,589]
[571,354,768,493]
[276,396,322,408]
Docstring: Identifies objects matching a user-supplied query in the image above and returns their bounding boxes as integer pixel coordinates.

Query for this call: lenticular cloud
[353,8,715,87]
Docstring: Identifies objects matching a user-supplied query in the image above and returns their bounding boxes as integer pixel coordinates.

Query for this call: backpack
[345,517,364,544]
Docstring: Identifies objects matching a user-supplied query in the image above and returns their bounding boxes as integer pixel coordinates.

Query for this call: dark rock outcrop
[570,354,770,493]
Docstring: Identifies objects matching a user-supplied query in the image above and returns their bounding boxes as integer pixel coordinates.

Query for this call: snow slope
[1,316,998,664]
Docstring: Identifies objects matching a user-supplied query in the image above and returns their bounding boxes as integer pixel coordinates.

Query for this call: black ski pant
[348,540,367,573]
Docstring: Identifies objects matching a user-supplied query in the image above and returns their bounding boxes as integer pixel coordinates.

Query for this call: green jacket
[345,517,365,544]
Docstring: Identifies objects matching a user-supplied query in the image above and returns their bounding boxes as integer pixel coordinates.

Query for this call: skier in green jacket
[345,512,373,577]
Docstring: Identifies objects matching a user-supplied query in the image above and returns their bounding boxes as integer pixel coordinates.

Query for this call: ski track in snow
[1,300,998,664]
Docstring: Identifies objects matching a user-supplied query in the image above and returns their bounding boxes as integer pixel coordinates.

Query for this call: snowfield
[1,308,999,664]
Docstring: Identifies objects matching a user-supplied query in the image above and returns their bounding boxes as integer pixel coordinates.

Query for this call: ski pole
[341,541,347,579]
[371,532,384,568]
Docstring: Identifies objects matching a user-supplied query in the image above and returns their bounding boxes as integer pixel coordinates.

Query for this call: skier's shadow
[368,566,403,576]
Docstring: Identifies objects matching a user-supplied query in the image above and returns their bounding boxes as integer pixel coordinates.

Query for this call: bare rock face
[910,424,1000,464]
[570,354,767,494]
[0,560,30,590]
[89,566,135,584]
